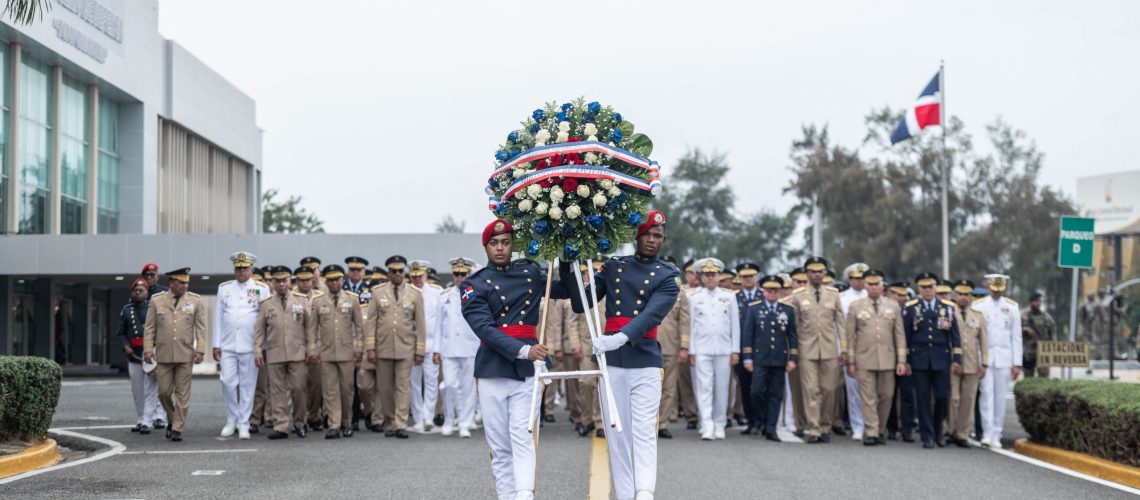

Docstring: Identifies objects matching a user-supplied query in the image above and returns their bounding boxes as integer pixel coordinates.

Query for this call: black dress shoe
[153,419,166,430]
[139,425,151,435]
[352,421,360,432]
[686,421,698,430]
[308,420,325,431]
[165,428,172,439]
[741,427,753,436]
[384,430,395,437]
[902,433,915,443]
[268,431,288,440]
[748,427,761,436]
[658,429,673,439]
[596,428,605,438]
[766,433,782,443]
[887,431,900,441]
[805,435,821,443]
[937,436,948,448]
[170,430,182,442]
[293,426,307,438]
[955,438,970,448]
[576,423,588,437]
[831,426,847,436]
[434,414,445,426]
[876,437,887,446]
[735,416,748,426]
[248,425,259,434]
[820,433,831,443]
[725,419,734,428]
[922,441,935,449]
[131,423,142,433]
[325,429,341,439]
[793,429,805,438]
[543,415,555,423]
[342,428,354,438]
[864,438,877,446]
[394,429,409,439]
[368,424,383,433]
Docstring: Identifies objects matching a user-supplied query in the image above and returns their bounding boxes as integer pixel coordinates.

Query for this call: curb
[0,440,60,479]
[1014,439,1140,489]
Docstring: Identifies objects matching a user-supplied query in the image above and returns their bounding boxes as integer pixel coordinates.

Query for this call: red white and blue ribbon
[487,142,661,209]
[489,141,655,180]
[501,165,655,200]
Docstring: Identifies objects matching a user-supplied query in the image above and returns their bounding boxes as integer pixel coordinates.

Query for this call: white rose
[535,129,551,142]
[566,205,581,219]
[558,121,571,133]
[584,123,598,136]
[599,179,614,190]
[585,152,599,164]
[513,167,526,178]
[550,186,565,202]
[609,186,621,197]
[519,199,533,212]
[587,135,598,142]
[549,206,563,220]
[515,192,527,200]
[536,202,549,215]
[592,193,607,207]
[527,184,543,199]
[577,185,591,198]
[556,132,569,143]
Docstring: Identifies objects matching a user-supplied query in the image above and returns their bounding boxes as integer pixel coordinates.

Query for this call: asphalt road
[3,377,1135,499]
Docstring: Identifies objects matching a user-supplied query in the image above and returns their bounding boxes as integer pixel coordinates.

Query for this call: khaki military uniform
[542,299,580,420]
[845,296,905,438]
[678,288,701,426]
[143,291,207,433]
[949,307,988,440]
[556,299,584,424]
[786,285,846,438]
[299,289,326,426]
[365,282,426,431]
[312,290,364,431]
[657,281,691,430]
[254,292,317,433]
[356,287,380,426]
[577,301,605,430]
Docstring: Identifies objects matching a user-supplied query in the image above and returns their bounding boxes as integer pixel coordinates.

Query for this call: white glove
[593,333,629,354]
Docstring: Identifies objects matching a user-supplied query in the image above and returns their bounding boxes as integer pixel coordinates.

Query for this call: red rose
[567,137,581,143]
[539,179,553,188]
[563,178,579,191]
[550,154,564,167]
[566,153,581,164]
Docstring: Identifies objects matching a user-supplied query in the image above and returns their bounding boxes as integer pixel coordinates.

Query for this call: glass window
[18,54,51,234]
[60,77,87,234]
[97,95,119,233]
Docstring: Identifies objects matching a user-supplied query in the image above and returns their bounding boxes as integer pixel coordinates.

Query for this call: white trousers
[412,360,441,425]
[844,372,864,435]
[219,351,258,427]
[979,367,1012,442]
[780,373,796,431]
[443,356,477,430]
[128,362,165,426]
[695,354,731,434]
[600,366,661,500]
[478,376,538,500]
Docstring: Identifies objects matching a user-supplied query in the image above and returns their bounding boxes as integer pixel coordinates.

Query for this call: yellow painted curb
[1014,439,1140,489]
[588,434,611,500]
[0,439,60,479]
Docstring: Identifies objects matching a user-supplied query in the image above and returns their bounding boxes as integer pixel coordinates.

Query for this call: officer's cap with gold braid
[914,272,939,288]
[863,269,885,285]
[694,257,725,274]
[385,255,408,272]
[822,269,835,285]
[345,256,369,270]
[293,266,314,281]
[409,260,431,277]
[736,262,760,277]
[759,274,783,289]
[323,264,346,280]
[271,265,293,281]
[682,258,695,273]
[803,256,829,272]
[953,279,975,295]
[789,267,807,282]
[888,280,910,296]
[370,266,388,281]
[844,262,870,280]
[259,265,273,280]
[936,280,952,295]
[778,273,794,289]
[450,257,476,274]
[984,273,1010,292]
[230,251,257,269]
[300,256,321,270]
[165,267,191,283]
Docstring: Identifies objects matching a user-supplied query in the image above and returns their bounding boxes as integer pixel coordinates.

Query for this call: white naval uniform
[839,287,867,437]
[411,283,444,427]
[688,286,740,437]
[972,295,1022,444]
[213,278,270,428]
[440,286,480,431]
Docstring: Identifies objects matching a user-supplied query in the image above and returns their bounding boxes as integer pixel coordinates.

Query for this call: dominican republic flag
[890,71,942,144]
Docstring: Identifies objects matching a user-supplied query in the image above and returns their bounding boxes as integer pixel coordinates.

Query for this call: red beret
[130,277,149,290]
[482,219,514,246]
[141,262,159,274]
[636,210,667,239]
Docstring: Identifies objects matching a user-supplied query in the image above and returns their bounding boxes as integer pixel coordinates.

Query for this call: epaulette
[312,290,326,298]
[777,297,791,305]
[685,287,700,296]
[291,291,308,298]
[260,295,274,303]
[442,286,454,294]
[824,285,838,292]
[429,283,443,290]
[344,290,359,298]
[185,291,201,298]
[939,299,955,306]
[152,291,168,298]
[1003,297,1018,305]
[370,283,386,291]
[408,284,422,292]
[905,299,919,307]
[467,267,488,280]
[218,280,234,287]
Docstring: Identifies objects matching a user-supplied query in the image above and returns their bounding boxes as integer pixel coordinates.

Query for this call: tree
[435,215,466,234]
[4,0,50,25]
[261,188,325,234]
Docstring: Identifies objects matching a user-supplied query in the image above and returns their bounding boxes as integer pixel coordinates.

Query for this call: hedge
[0,356,62,443]
[1015,378,1140,467]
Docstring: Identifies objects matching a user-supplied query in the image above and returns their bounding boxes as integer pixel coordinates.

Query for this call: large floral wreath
[487,98,660,262]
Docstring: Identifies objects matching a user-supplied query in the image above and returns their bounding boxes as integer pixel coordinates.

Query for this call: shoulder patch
[291,291,307,297]
[407,284,422,293]
[939,299,955,306]
[185,291,201,298]
[312,290,326,298]
[905,299,919,307]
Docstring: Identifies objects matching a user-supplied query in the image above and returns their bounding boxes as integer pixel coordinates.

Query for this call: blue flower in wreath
[628,212,642,226]
[533,109,545,121]
[564,244,580,260]
[495,150,509,162]
[612,112,623,123]
[555,111,567,123]
[496,204,509,215]
[561,102,573,112]
[508,131,518,143]
[586,214,604,231]
[599,238,611,253]
[616,191,628,203]
[562,225,575,237]
[606,198,619,211]
[534,219,550,235]
[587,101,601,114]
[583,114,596,124]
[529,123,540,134]
[526,240,540,256]
[610,129,623,143]
[489,178,499,189]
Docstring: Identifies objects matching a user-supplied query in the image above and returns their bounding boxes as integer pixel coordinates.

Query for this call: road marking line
[61,380,127,387]
[191,470,226,476]
[55,425,136,431]
[979,440,1140,495]
[122,449,257,455]
[587,436,611,500]
[0,429,125,484]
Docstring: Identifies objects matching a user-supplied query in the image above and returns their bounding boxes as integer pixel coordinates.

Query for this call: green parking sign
[1058,216,1095,269]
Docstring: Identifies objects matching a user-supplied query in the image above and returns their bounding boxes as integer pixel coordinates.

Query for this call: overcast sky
[158,0,1140,234]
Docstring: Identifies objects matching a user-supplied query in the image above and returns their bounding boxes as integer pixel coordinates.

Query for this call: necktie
[815,289,821,303]
[334,293,339,307]
[394,286,400,302]
[873,299,879,314]
[281,295,286,310]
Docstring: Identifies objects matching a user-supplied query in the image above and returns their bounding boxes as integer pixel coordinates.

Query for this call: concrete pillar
[48,65,62,234]
[5,44,20,233]
[86,85,99,233]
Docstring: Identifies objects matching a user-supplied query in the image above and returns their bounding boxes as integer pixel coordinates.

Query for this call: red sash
[128,337,145,347]
[497,325,537,340]
[604,317,657,340]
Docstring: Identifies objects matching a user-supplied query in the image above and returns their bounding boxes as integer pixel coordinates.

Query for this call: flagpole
[939,60,950,279]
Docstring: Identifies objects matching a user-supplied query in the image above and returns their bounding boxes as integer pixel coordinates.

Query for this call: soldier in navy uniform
[461,219,570,500]
[560,209,679,500]
[141,262,169,299]
[742,275,798,442]
[118,277,166,434]
[903,272,962,448]
[734,262,762,435]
